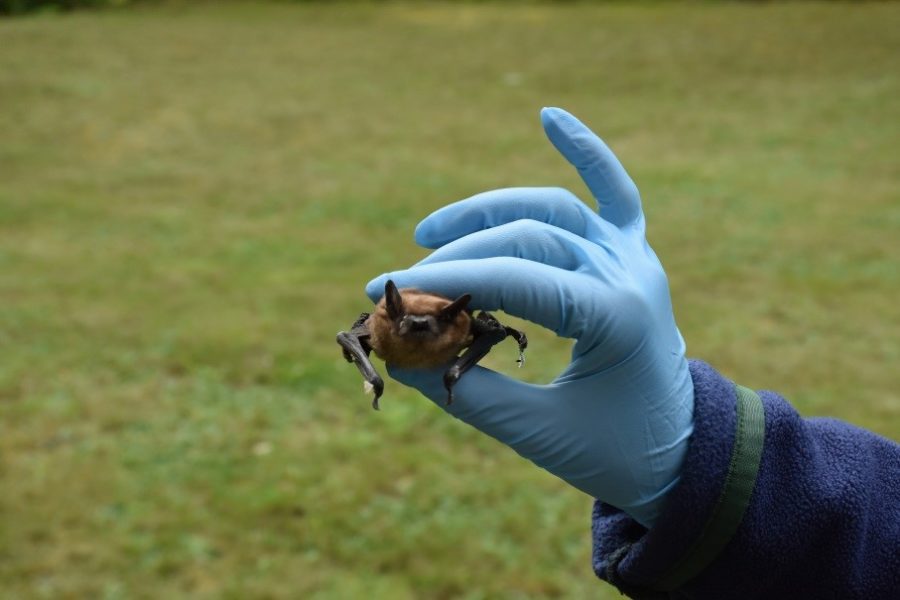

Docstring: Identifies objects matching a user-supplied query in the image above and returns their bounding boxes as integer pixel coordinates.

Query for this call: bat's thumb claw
[443,367,461,406]
[364,377,385,410]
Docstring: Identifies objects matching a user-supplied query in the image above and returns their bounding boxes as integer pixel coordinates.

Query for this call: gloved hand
[365,108,694,528]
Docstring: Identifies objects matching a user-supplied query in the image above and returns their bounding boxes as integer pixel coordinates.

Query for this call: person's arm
[594,360,900,598]
[366,108,900,597]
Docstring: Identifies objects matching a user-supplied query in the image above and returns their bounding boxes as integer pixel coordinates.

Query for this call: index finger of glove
[414,219,604,273]
[365,258,591,339]
[414,187,613,249]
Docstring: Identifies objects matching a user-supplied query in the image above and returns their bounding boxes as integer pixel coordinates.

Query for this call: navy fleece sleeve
[592,360,900,599]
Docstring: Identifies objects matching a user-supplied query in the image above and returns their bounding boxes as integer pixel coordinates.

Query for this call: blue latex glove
[366,108,694,528]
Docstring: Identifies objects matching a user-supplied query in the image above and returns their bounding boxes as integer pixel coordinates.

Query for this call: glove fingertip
[540,107,589,165]
[540,106,575,138]
[540,106,566,123]
[365,276,388,303]
[413,219,443,249]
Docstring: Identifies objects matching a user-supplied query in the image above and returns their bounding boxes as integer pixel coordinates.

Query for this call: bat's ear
[384,280,404,320]
[440,293,471,321]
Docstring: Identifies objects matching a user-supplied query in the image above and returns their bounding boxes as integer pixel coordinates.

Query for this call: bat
[336,280,527,410]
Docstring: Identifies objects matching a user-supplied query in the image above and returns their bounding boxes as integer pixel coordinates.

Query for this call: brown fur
[367,288,473,368]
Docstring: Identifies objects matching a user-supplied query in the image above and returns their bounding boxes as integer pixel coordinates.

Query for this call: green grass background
[1,2,898,598]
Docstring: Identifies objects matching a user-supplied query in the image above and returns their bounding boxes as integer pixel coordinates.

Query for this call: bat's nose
[399,315,437,336]
[406,316,432,331]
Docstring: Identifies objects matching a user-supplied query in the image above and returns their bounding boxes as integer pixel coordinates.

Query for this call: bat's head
[383,279,471,339]
[368,280,475,368]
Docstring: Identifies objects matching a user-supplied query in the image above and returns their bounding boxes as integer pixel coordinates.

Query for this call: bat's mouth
[398,315,439,337]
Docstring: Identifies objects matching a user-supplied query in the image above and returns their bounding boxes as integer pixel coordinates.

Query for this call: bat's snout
[398,315,439,337]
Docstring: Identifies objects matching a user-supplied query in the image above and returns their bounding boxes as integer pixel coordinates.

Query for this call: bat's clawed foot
[506,327,528,368]
[443,366,462,405]
[337,320,385,410]
[366,376,385,410]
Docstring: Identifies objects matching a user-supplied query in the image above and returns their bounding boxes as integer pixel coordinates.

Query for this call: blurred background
[1,1,898,598]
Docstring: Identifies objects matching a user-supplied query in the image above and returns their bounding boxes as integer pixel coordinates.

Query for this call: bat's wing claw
[338,328,386,409]
[443,366,461,405]
[370,377,384,410]
[505,327,527,367]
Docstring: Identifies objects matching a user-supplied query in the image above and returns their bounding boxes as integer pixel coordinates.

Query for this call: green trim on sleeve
[650,384,766,592]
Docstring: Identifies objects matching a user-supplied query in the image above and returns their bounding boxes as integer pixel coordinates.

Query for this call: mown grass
[1,2,898,598]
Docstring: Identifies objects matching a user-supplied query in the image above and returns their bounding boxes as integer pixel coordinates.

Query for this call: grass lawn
[1,1,898,597]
